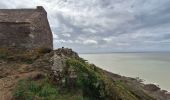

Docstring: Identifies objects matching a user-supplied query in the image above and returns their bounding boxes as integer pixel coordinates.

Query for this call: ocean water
[80,53,170,91]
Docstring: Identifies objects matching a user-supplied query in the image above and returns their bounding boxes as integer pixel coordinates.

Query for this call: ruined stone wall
[0,9,36,22]
[0,6,53,51]
[30,7,53,50]
[0,22,31,48]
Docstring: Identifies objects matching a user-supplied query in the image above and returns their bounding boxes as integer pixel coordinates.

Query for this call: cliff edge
[0,48,169,100]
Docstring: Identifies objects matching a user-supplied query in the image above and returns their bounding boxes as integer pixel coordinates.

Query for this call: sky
[0,0,170,53]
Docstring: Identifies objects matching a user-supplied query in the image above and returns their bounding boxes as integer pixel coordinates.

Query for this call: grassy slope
[66,58,155,100]
[13,78,86,100]
[10,50,155,100]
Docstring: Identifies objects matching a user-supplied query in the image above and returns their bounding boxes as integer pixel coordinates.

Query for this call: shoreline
[80,53,170,92]
[108,71,170,92]
[104,70,170,99]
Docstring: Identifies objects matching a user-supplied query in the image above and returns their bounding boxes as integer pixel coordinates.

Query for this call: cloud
[83,40,98,45]
[116,42,130,46]
[0,0,170,52]
[62,33,71,37]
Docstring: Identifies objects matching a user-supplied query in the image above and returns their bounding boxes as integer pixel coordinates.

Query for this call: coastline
[104,70,170,99]
[1,48,170,99]
[80,53,170,92]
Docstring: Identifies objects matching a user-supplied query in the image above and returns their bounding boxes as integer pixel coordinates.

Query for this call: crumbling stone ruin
[0,6,53,50]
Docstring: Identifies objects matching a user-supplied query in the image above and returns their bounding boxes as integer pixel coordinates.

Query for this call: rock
[48,48,79,88]
[144,84,161,91]
[53,47,79,58]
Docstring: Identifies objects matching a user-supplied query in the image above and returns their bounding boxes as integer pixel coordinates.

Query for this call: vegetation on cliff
[0,48,169,100]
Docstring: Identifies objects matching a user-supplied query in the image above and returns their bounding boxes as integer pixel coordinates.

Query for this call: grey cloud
[0,0,170,53]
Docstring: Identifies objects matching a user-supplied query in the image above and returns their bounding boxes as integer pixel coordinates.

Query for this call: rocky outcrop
[144,84,161,91]
[0,48,169,100]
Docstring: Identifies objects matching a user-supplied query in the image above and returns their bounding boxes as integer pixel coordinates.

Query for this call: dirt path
[0,71,43,100]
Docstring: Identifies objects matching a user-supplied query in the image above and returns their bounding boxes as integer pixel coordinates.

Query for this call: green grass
[13,76,87,100]
[0,48,49,64]
[66,58,116,100]
[66,58,155,100]
[13,78,58,100]
[13,55,155,100]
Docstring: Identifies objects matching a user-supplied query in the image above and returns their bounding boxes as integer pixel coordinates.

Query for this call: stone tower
[0,6,53,50]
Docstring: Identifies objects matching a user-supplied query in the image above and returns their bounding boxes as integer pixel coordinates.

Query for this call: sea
[80,52,170,91]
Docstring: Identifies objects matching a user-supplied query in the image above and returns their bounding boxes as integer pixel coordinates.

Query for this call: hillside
[0,48,169,100]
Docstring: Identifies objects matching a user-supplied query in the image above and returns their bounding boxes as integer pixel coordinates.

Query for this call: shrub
[66,59,108,100]
[13,77,86,100]
[13,78,59,100]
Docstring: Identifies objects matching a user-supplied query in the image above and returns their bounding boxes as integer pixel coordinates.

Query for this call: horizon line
[79,51,170,54]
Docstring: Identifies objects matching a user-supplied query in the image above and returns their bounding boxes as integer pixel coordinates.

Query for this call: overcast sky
[1,0,170,53]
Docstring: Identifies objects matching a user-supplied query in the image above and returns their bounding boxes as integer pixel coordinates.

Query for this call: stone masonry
[0,6,53,50]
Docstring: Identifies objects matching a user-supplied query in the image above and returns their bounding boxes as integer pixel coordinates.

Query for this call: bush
[13,77,86,100]
[66,59,108,100]
[13,78,59,100]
